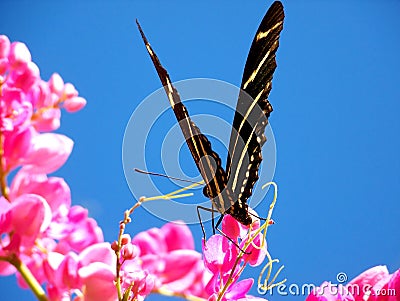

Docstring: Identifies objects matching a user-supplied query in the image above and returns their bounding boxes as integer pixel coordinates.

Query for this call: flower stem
[7,254,48,301]
[0,83,10,200]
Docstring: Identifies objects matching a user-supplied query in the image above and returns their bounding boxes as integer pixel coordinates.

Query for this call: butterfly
[137,1,284,230]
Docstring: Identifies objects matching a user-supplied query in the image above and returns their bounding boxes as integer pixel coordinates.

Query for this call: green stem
[0,83,9,200]
[7,254,48,301]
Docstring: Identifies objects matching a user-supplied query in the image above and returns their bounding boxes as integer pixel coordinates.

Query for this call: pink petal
[222,215,241,240]
[23,133,73,173]
[0,35,10,59]
[59,208,104,252]
[133,227,167,255]
[348,266,390,301]
[164,259,206,295]
[0,58,8,74]
[11,194,51,238]
[57,252,80,289]
[63,83,78,98]
[4,127,34,171]
[79,262,117,301]
[12,61,40,92]
[0,260,16,276]
[28,80,51,108]
[10,169,71,213]
[225,278,254,300]
[52,206,103,253]
[241,234,267,267]
[203,234,238,274]
[78,242,115,267]
[161,221,194,251]
[48,73,64,96]
[349,266,390,289]
[43,251,65,282]
[205,273,220,295]
[8,42,31,71]
[162,249,201,283]
[386,269,400,301]
[0,196,12,233]
[32,108,61,131]
[140,254,166,275]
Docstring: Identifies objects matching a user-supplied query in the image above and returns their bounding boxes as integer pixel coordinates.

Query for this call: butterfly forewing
[137,0,284,227]
[226,1,284,219]
[136,21,234,214]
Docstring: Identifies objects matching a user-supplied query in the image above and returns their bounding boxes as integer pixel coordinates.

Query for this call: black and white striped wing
[137,21,233,214]
[226,1,284,208]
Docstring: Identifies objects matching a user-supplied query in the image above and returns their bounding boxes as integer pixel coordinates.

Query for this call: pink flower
[202,213,270,301]
[1,86,33,131]
[119,266,155,301]
[347,266,390,301]
[132,221,207,296]
[221,212,267,266]
[347,266,400,301]
[203,234,254,301]
[11,61,40,92]
[52,205,104,254]
[203,234,238,276]
[0,193,51,252]
[22,132,73,174]
[113,234,155,301]
[307,266,400,301]
[44,243,116,301]
[1,35,86,140]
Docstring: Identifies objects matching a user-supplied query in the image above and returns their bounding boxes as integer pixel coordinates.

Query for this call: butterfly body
[137,1,284,227]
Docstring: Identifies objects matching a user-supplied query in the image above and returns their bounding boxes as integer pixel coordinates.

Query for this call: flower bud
[63,96,87,112]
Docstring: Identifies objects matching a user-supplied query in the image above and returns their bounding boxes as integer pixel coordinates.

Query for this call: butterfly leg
[196,205,219,241]
[248,211,275,225]
[214,218,251,255]
[196,206,250,254]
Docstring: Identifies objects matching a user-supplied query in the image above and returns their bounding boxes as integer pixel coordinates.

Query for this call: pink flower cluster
[1,34,398,301]
[0,35,108,300]
[0,34,269,301]
[307,266,400,301]
[203,215,268,301]
[114,215,269,301]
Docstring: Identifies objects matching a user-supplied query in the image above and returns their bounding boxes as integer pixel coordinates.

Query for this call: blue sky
[1,1,400,300]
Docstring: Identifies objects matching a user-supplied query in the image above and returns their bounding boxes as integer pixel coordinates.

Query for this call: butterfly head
[238,214,253,226]
[229,207,253,226]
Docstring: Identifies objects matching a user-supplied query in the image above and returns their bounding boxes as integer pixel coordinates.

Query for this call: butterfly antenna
[134,168,200,184]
